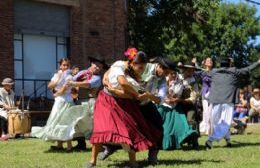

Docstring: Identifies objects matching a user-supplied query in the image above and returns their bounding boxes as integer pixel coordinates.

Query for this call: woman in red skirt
[87,49,161,168]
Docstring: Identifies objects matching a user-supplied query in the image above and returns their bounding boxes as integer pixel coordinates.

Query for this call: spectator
[0,78,15,141]
[233,89,248,119]
[249,88,260,123]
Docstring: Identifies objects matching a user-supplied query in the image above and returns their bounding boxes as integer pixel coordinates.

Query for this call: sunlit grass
[0,124,260,168]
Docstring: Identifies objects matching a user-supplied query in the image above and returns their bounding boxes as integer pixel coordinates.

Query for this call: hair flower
[124,48,138,61]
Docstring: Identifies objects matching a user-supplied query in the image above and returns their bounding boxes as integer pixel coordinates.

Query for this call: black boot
[205,140,213,150]
[225,139,232,148]
[148,149,159,165]
[73,137,87,151]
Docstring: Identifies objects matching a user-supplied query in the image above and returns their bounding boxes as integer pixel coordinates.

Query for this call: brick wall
[70,0,127,99]
[0,0,14,83]
[0,0,127,85]
[70,0,127,68]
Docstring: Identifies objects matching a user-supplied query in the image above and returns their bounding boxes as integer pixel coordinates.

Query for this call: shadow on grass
[107,159,223,167]
[213,141,260,149]
[43,147,91,153]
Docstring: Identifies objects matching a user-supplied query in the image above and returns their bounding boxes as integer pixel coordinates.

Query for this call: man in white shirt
[0,78,15,141]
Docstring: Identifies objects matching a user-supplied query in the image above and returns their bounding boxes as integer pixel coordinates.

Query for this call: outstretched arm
[237,60,260,75]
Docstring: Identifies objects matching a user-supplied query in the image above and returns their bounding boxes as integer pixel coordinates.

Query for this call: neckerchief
[76,69,93,81]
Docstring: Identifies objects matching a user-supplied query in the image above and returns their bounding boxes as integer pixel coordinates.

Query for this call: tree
[128,1,259,65]
[128,0,220,58]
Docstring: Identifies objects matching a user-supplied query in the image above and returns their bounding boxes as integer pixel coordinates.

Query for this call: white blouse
[108,61,140,91]
[51,70,73,102]
[250,97,260,110]
[0,87,15,119]
[168,76,184,98]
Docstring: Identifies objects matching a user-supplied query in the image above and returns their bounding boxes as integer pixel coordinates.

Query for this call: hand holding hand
[137,92,150,102]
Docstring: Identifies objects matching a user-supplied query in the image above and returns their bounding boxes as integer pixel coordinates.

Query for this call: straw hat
[1,78,14,85]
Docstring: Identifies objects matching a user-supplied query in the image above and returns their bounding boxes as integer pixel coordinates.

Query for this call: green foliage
[128,0,260,86]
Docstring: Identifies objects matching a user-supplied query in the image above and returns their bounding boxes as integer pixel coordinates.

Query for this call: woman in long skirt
[31,58,74,151]
[158,69,198,150]
[87,50,160,168]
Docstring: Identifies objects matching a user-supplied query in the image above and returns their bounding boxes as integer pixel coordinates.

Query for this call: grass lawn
[0,124,260,168]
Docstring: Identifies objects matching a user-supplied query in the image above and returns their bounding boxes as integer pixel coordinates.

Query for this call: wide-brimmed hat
[1,78,14,85]
[88,55,108,69]
[151,57,177,71]
[178,62,199,70]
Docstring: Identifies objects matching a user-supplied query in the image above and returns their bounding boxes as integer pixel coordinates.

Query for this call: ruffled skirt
[31,98,94,141]
[89,91,159,151]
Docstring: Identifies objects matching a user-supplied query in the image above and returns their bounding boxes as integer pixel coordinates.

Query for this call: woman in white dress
[31,58,74,152]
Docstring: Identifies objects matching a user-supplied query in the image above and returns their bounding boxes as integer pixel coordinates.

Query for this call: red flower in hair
[124,48,138,60]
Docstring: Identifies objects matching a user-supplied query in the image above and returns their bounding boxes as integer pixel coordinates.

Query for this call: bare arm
[48,81,58,89]
[68,80,91,88]
[53,85,68,97]
[145,92,161,104]
[107,86,133,99]
[48,72,62,89]
[117,76,139,98]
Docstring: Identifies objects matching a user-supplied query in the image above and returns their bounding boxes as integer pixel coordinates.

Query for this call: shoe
[50,146,64,151]
[72,145,87,151]
[98,149,114,160]
[225,139,232,148]
[205,140,213,150]
[148,150,158,166]
[192,140,199,150]
[124,162,139,168]
[0,134,9,141]
[226,142,232,147]
[86,162,96,168]
[66,148,73,153]
[148,160,158,166]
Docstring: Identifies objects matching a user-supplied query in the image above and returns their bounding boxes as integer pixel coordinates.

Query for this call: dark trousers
[140,102,163,148]
[0,116,8,135]
[180,103,199,132]
[74,137,86,147]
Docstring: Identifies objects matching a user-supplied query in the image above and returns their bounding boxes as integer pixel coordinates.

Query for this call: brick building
[0,0,128,98]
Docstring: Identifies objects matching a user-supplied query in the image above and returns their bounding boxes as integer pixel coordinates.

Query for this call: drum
[8,110,31,136]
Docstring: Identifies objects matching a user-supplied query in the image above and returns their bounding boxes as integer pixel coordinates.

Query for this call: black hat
[151,57,177,71]
[132,51,148,64]
[220,58,232,67]
[88,55,108,69]
[178,61,200,70]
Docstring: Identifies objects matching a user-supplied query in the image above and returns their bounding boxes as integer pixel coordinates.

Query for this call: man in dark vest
[205,59,260,149]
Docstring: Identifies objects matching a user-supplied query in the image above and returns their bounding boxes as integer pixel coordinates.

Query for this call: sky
[223,0,260,44]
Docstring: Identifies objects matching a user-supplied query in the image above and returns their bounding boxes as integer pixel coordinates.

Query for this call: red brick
[0,0,14,82]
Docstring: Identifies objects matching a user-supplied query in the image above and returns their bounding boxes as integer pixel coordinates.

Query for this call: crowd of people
[0,47,259,168]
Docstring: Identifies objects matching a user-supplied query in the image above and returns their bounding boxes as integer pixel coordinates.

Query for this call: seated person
[0,78,16,141]
[249,88,260,123]
[233,89,248,119]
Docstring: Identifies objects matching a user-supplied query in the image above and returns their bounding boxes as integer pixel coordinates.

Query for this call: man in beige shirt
[0,78,15,141]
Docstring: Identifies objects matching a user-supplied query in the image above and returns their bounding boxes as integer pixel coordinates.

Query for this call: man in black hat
[140,57,177,164]
[205,59,260,150]
[67,55,107,151]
